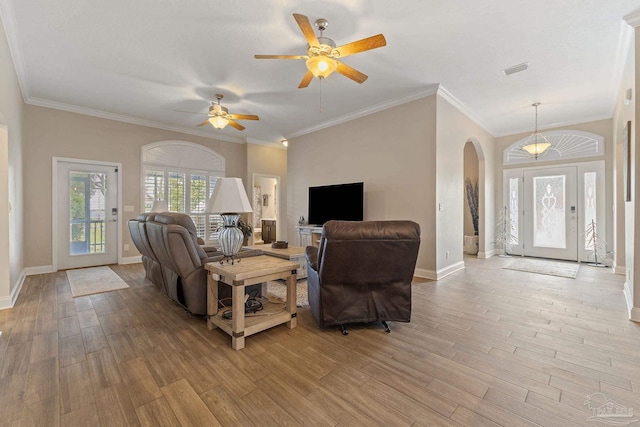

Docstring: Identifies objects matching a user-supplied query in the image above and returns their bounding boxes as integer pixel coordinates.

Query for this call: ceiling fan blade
[196,119,210,127]
[228,114,259,121]
[336,61,368,84]
[334,34,387,58]
[254,54,306,60]
[228,120,245,131]
[298,70,314,88]
[293,13,320,47]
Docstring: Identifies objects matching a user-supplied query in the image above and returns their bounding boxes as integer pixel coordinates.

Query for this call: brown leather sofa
[130,212,260,316]
[128,213,164,287]
[304,220,421,334]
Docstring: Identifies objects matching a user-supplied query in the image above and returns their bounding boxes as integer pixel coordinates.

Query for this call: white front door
[523,167,578,261]
[504,162,605,262]
[56,160,119,269]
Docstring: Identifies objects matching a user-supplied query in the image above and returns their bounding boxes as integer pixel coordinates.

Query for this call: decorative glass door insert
[532,175,566,249]
[523,167,577,261]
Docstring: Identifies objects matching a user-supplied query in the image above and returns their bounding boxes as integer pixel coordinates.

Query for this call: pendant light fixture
[522,102,552,159]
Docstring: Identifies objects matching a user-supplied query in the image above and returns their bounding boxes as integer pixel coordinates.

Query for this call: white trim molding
[287,85,440,139]
[436,261,465,279]
[26,97,244,144]
[414,268,436,280]
[0,270,26,310]
[52,157,123,271]
[477,249,496,259]
[121,256,142,265]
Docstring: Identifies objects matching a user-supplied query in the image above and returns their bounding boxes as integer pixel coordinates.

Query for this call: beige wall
[287,92,496,277]
[23,105,250,268]
[0,14,25,307]
[288,95,438,273]
[435,94,496,270]
[246,143,287,241]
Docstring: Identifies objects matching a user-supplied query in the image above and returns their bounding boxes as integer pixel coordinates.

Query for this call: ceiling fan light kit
[306,55,337,78]
[190,94,259,131]
[209,115,230,129]
[254,13,386,88]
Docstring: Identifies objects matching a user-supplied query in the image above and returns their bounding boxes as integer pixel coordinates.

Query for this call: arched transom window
[141,141,225,243]
[504,130,604,165]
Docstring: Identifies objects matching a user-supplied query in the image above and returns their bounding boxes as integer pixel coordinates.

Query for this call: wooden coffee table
[205,255,298,350]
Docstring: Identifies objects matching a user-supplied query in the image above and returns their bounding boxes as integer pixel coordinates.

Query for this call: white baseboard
[0,270,27,310]
[414,268,437,280]
[613,263,626,276]
[415,261,466,280]
[477,249,496,259]
[24,265,55,275]
[436,261,465,279]
[624,281,633,319]
[121,256,142,265]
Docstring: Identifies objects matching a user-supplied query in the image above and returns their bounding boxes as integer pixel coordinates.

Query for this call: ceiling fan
[254,13,386,88]
[192,94,259,131]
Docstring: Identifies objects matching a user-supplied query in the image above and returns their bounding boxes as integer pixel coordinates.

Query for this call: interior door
[523,167,578,261]
[56,161,118,269]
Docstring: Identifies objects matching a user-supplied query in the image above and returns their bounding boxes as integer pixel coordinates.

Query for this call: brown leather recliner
[304,220,421,335]
[128,213,164,287]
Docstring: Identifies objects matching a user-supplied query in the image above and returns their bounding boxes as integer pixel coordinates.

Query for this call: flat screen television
[308,182,364,225]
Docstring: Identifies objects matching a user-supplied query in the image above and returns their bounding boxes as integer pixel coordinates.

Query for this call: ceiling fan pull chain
[319,79,323,113]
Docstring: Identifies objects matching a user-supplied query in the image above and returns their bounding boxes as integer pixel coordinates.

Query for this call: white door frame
[503,160,605,262]
[251,173,281,243]
[52,157,123,271]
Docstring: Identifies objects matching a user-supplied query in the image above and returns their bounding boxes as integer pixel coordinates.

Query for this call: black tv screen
[308,182,364,225]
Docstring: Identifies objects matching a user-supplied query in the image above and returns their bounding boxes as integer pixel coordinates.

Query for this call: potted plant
[464,178,479,254]
[237,217,253,246]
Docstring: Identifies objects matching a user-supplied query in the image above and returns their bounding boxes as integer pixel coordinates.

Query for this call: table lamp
[150,200,168,212]
[205,177,253,264]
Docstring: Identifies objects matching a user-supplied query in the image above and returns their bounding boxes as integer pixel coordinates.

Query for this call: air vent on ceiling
[502,62,529,76]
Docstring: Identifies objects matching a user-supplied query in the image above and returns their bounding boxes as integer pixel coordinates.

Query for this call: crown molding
[246,137,287,150]
[436,86,495,135]
[0,0,30,102]
[493,112,613,138]
[26,97,244,144]
[286,85,440,139]
[624,10,640,27]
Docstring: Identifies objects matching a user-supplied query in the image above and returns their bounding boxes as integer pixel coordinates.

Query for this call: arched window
[141,141,225,243]
[503,130,604,165]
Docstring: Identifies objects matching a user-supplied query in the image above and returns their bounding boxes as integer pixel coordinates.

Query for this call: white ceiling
[1,0,638,146]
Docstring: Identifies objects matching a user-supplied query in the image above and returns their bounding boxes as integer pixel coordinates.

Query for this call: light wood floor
[1,256,639,426]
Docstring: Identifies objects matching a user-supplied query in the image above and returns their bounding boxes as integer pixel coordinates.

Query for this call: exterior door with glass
[56,161,118,269]
[523,167,578,261]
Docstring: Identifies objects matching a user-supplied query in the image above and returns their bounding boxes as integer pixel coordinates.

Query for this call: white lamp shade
[205,177,253,214]
[151,200,168,212]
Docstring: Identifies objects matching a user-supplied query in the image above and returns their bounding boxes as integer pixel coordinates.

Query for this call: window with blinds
[143,167,223,243]
[141,141,226,245]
